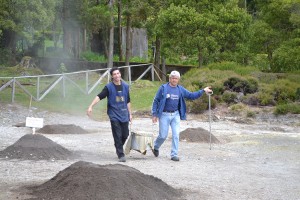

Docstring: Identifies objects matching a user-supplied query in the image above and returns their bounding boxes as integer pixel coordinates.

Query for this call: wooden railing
[0,64,153,103]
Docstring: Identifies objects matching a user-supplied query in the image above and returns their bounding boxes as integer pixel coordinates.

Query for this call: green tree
[248,20,280,63]
[82,1,111,57]
[213,2,252,64]
[155,1,251,67]
[272,38,300,72]
[0,0,57,63]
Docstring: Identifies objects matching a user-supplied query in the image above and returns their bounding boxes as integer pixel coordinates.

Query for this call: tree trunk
[0,29,17,64]
[118,0,123,61]
[124,14,132,81]
[83,27,87,52]
[162,56,167,82]
[154,37,161,80]
[52,17,58,49]
[62,1,73,57]
[107,0,114,68]
[76,27,81,59]
[198,47,203,68]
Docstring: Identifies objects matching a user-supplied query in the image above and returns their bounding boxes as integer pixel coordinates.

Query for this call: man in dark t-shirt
[87,67,132,162]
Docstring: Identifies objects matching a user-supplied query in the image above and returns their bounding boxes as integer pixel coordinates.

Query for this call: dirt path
[0,104,299,199]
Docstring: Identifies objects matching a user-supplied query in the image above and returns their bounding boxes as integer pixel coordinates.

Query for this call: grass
[130,80,161,111]
[0,78,161,119]
[2,62,300,116]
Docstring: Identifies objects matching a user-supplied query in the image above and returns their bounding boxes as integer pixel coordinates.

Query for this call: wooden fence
[0,64,154,103]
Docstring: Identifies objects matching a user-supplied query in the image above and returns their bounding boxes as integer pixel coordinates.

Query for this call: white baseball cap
[170,71,180,78]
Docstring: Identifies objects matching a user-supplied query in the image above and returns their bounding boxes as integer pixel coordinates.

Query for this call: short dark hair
[110,67,120,76]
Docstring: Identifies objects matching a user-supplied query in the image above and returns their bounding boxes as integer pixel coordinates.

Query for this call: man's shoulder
[106,82,113,87]
[177,84,185,89]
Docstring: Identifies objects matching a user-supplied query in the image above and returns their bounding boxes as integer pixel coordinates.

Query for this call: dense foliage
[180,62,300,115]
[0,0,299,72]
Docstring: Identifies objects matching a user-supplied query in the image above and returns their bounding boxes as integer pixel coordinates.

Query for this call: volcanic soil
[0,103,299,200]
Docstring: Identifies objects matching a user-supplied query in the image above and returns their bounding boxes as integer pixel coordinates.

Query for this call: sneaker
[152,149,159,157]
[119,156,126,162]
[171,156,179,161]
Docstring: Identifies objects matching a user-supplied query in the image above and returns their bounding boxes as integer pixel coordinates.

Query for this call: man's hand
[204,86,213,94]
[87,106,93,117]
[152,116,158,124]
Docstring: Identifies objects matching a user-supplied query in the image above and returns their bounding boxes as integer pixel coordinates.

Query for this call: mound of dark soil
[27,161,182,200]
[0,134,75,160]
[180,127,220,143]
[37,124,88,134]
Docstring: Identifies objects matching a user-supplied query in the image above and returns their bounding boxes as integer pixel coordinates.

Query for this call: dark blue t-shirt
[164,84,180,112]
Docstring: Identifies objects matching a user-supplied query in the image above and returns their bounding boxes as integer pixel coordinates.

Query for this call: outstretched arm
[182,86,213,100]
[87,96,100,117]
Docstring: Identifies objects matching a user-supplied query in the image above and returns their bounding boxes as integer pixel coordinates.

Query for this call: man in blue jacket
[87,67,132,162]
[151,70,212,161]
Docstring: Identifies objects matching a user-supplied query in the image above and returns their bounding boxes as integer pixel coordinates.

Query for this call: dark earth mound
[180,127,220,143]
[0,134,75,160]
[27,161,182,200]
[37,124,88,134]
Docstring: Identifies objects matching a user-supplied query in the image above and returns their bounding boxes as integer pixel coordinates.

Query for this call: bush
[257,91,276,106]
[251,72,279,84]
[81,51,106,62]
[274,103,300,115]
[272,79,298,104]
[186,95,217,114]
[0,48,12,65]
[272,38,300,72]
[242,93,259,106]
[296,88,300,101]
[207,61,259,76]
[229,103,246,113]
[181,68,229,96]
[222,91,237,104]
[252,54,270,72]
[246,110,256,118]
[223,77,258,95]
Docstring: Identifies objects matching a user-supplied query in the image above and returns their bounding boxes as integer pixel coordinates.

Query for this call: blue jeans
[154,111,180,158]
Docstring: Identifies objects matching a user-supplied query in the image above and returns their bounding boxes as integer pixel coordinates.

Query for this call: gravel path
[0,103,299,200]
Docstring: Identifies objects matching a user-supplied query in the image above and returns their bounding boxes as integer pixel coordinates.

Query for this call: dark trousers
[110,120,129,158]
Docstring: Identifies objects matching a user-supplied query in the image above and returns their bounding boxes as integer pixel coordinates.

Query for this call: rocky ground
[0,103,299,200]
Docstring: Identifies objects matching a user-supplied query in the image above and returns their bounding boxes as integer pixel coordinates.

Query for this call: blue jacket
[106,81,130,122]
[151,83,205,120]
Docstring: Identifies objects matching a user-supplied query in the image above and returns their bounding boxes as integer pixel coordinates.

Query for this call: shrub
[229,103,246,113]
[181,68,228,96]
[0,48,12,65]
[207,61,259,75]
[274,103,300,115]
[251,72,278,84]
[81,51,106,62]
[257,91,276,106]
[272,38,300,72]
[223,77,258,95]
[186,95,217,114]
[252,54,270,72]
[272,79,298,104]
[246,110,256,118]
[296,88,300,101]
[242,93,259,106]
[222,91,237,104]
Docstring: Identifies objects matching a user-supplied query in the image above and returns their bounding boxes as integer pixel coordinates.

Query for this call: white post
[37,76,40,100]
[11,78,15,103]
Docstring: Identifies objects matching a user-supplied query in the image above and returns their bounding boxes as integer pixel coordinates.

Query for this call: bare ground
[0,103,299,200]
